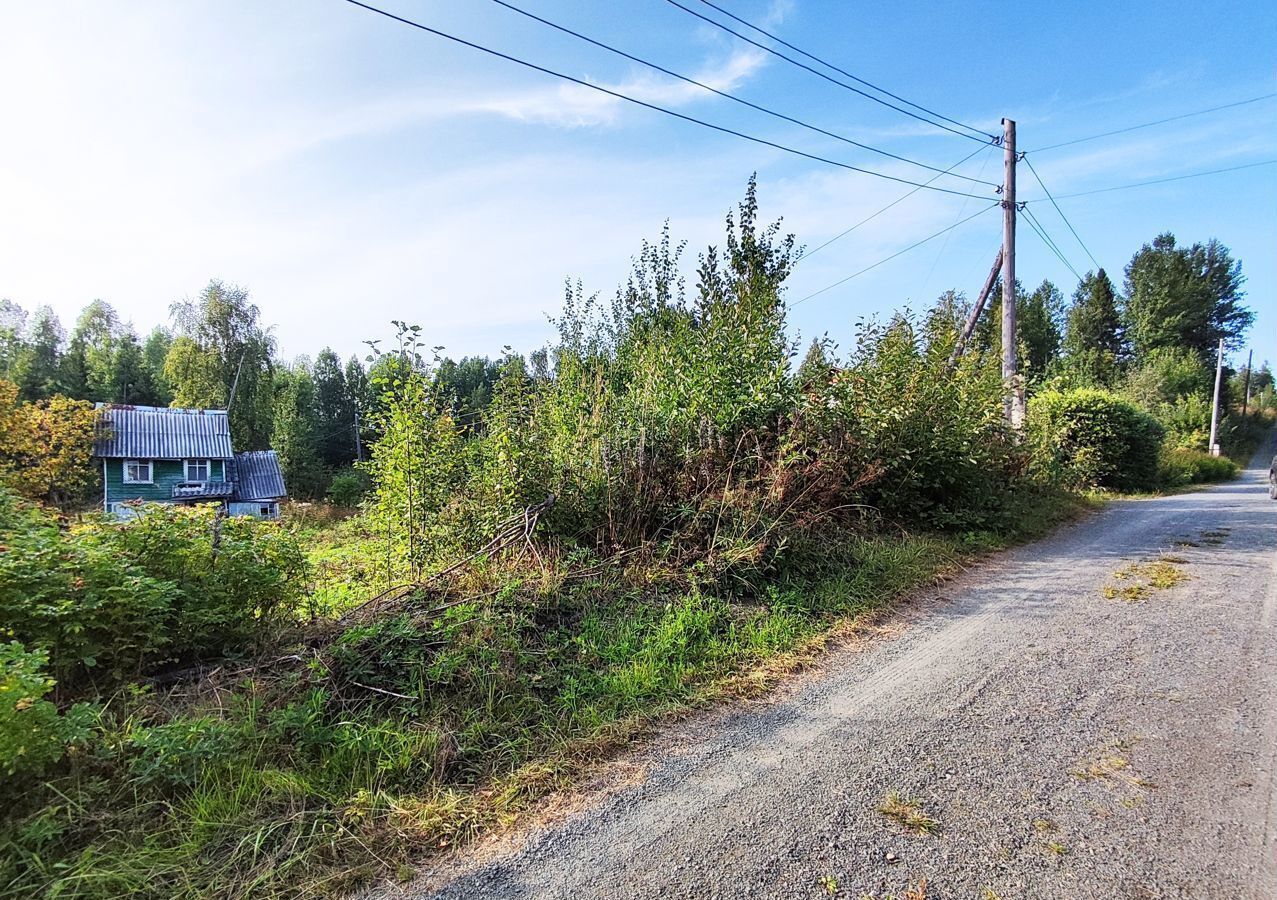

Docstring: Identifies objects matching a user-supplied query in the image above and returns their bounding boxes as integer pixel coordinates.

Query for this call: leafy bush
[0,381,98,508]
[0,489,178,684]
[796,310,1021,529]
[1158,447,1238,487]
[1151,393,1212,449]
[1121,347,1212,410]
[327,467,371,507]
[0,487,309,685]
[0,642,94,780]
[1028,388,1165,491]
[127,715,248,791]
[100,504,310,661]
[1218,410,1275,463]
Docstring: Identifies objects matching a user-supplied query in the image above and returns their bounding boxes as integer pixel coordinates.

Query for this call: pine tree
[1063,269,1122,357]
[16,306,65,401]
[795,337,834,387]
[313,348,353,466]
[1018,279,1064,380]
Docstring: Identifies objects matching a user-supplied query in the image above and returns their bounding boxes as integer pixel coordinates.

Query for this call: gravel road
[384,442,1277,900]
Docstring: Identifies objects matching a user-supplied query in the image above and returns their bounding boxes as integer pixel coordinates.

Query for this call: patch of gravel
[368,440,1277,900]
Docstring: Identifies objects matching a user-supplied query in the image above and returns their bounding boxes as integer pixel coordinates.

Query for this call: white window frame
[185,459,211,482]
[123,459,153,484]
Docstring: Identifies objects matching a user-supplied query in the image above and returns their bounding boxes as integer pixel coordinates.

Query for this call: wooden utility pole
[353,410,364,462]
[1242,348,1253,417]
[1001,118,1023,427]
[948,247,1003,368]
[1209,338,1225,456]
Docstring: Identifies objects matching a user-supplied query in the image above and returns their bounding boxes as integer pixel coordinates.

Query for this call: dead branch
[348,680,418,701]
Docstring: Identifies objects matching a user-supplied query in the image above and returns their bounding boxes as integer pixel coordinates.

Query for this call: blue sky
[2,0,1274,369]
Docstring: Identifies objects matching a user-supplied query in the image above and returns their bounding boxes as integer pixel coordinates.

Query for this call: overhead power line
[1022,155,1100,271]
[488,0,997,186]
[800,143,994,262]
[920,146,997,289]
[344,0,994,199]
[791,202,1001,307]
[1029,92,1277,153]
[1022,205,1081,282]
[1030,158,1277,201]
[690,0,993,142]
[663,0,995,145]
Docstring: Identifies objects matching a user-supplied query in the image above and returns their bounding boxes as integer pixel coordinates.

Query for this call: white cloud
[461,46,769,127]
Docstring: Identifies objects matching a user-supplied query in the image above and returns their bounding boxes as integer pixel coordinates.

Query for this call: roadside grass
[1,489,1088,899]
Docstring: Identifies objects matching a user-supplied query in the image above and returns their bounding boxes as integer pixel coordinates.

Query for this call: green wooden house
[93,404,286,519]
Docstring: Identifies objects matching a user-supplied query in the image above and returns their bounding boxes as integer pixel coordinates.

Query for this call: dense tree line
[958,231,1262,404]
[0,282,520,502]
[0,228,1266,505]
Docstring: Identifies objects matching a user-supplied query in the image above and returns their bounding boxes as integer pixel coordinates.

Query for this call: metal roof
[172,480,235,500]
[230,451,287,501]
[94,405,234,459]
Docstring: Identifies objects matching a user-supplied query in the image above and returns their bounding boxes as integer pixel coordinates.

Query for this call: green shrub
[327,468,371,507]
[1152,393,1212,449]
[1121,347,1212,410]
[0,642,94,780]
[127,715,248,791]
[1218,411,1274,463]
[0,487,309,686]
[1028,388,1165,491]
[0,489,178,684]
[798,313,1022,529]
[100,504,310,662]
[1158,447,1239,487]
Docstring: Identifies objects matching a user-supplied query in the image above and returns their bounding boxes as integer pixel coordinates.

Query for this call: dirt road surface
[383,444,1277,899]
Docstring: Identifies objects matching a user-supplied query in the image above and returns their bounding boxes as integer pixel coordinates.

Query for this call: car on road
[1271,455,1277,499]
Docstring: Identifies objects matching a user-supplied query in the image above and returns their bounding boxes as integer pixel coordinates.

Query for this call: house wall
[229,501,280,520]
[103,458,227,505]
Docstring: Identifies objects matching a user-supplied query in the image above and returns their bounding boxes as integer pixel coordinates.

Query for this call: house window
[185,459,210,482]
[123,460,152,484]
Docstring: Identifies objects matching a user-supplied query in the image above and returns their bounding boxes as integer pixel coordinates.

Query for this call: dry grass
[1072,738,1157,794]
[1103,557,1189,602]
[903,879,929,900]
[877,791,941,835]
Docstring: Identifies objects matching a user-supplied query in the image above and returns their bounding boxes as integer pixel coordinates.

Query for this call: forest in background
[0,195,1271,510]
[1,179,1274,900]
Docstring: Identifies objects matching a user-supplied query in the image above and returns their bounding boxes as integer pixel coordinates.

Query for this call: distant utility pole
[353,410,364,462]
[1209,338,1225,456]
[1001,117,1024,427]
[1242,348,1253,417]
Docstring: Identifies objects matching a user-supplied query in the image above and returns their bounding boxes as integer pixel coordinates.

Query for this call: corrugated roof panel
[172,480,235,499]
[231,451,287,500]
[93,405,234,459]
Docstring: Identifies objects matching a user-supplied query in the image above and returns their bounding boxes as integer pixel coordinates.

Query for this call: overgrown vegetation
[0,179,1267,898]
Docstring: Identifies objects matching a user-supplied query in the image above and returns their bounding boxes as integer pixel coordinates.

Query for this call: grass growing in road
[877,791,941,836]
[1103,557,1189,601]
